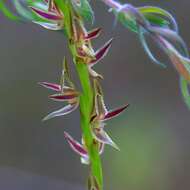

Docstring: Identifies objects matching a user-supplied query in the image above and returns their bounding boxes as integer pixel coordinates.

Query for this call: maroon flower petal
[90,38,113,66]
[49,93,78,101]
[30,6,62,20]
[103,103,129,121]
[38,82,61,91]
[64,132,88,158]
[84,28,102,40]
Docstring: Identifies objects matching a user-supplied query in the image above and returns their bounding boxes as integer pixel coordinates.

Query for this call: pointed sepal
[92,126,120,150]
[49,93,78,101]
[38,82,61,91]
[102,103,129,121]
[43,103,78,121]
[30,6,62,20]
[90,38,113,65]
[84,28,102,40]
[64,132,88,158]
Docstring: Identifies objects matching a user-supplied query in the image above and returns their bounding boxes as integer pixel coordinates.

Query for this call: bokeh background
[0,0,190,190]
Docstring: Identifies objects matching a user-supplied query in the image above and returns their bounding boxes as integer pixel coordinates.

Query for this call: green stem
[76,60,103,189]
[56,0,103,189]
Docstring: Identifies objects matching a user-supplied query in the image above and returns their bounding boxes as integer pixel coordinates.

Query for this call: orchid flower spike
[39,58,79,121]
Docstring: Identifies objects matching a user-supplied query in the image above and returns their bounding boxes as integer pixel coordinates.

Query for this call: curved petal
[90,38,113,66]
[84,28,102,40]
[38,82,61,91]
[64,132,88,158]
[30,6,62,20]
[139,27,167,68]
[92,128,120,150]
[88,66,103,79]
[102,103,129,121]
[49,93,78,102]
[43,103,78,121]
[33,21,63,30]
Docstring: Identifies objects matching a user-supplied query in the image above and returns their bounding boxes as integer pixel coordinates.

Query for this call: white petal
[93,128,120,151]
[33,21,63,30]
[43,103,78,121]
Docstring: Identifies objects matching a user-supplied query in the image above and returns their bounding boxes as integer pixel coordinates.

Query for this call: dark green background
[0,1,189,189]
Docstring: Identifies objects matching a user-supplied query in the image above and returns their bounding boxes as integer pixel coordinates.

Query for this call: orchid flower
[87,38,113,78]
[90,79,129,150]
[30,0,64,30]
[64,131,104,165]
[39,58,79,121]
[73,21,113,78]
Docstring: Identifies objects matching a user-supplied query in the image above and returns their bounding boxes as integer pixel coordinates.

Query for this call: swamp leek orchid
[1,1,190,190]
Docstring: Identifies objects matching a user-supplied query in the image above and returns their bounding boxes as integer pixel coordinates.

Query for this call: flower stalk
[52,1,103,188]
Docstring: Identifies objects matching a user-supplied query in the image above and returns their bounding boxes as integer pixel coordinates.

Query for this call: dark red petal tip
[64,132,88,157]
[49,93,78,101]
[103,103,129,121]
[30,6,62,20]
[84,28,102,40]
[90,38,113,65]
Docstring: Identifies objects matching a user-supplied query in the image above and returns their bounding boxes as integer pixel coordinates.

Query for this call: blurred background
[0,0,190,190]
